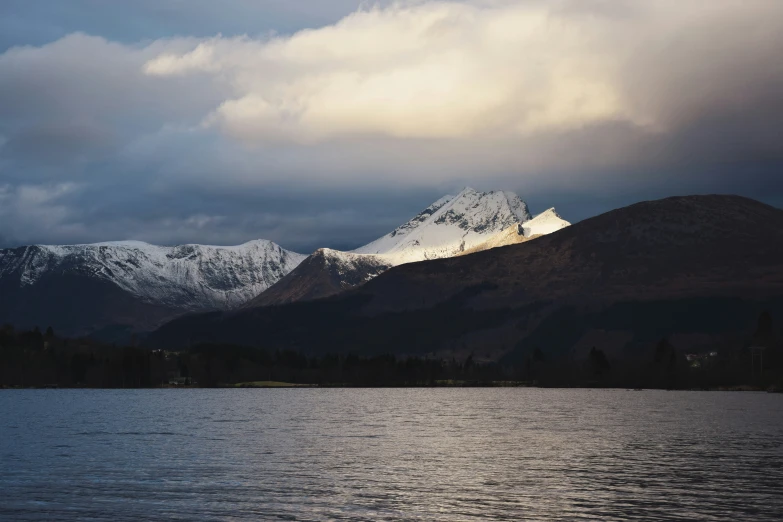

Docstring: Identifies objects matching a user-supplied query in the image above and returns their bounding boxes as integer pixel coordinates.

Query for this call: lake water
[1,389,782,521]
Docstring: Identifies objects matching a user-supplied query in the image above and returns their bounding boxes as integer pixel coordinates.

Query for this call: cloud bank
[1,0,782,251]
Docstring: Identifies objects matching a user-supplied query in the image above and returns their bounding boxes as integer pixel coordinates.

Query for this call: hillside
[150,195,783,360]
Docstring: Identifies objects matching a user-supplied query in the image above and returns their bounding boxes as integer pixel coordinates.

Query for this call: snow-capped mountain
[251,188,569,307]
[353,187,533,263]
[0,239,305,334]
[0,240,305,310]
[0,187,570,331]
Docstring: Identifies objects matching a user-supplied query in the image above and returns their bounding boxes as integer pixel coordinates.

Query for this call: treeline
[517,311,782,389]
[0,324,170,388]
[1,312,781,388]
[515,341,782,390]
[175,341,783,389]
[183,344,514,387]
[0,325,519,388]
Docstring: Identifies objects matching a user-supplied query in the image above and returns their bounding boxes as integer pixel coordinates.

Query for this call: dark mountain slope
[360,195,783,313]
[0,269,181,336]
[245,249,393,307]
[149,195,783,359]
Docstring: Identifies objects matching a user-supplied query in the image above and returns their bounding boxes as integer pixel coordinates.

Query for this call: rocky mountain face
[249,188,568,307]
[149,195,783,361]
[0,240,305,335]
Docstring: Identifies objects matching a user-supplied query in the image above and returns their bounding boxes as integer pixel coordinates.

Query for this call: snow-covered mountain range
[0,239,305,335]
[0,187,569,333]
[0,240,304,310]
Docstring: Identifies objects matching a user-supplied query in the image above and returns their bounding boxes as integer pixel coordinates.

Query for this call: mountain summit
[353,187,533,263]
[247,188,568,307]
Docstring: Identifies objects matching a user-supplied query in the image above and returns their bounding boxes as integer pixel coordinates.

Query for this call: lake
[1,389,782,521]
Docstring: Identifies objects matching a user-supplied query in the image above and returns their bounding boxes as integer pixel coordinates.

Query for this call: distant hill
[149,195,783,361]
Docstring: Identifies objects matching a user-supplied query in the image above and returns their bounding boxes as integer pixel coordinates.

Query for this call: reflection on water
[1,389,782,521]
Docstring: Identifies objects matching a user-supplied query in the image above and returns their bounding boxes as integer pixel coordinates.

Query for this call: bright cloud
[144,2,633,141]
[140,1,783,143]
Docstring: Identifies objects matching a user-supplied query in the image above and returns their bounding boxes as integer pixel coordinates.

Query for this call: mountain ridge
[148,194,783,360]
[0,239,306,335]
[0,187,565,334]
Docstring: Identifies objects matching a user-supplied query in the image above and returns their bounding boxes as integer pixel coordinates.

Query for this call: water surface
[2,389,782,521]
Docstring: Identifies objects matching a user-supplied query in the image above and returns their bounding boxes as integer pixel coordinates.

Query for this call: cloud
[140,1,783,145]
[0,183,81,244]
[1,0,782,251]
[145,3,632,141]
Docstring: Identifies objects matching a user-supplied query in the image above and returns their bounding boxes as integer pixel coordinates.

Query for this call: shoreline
[2,383,780,392]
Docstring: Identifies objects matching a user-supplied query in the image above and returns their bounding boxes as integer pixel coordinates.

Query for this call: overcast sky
[1,0,782,253]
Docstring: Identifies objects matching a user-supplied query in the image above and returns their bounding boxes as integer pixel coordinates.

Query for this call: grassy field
[228,381,318,388]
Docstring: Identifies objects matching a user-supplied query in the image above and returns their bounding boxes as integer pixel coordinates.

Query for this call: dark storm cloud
[0,0,782,252]
[0,177,441,252]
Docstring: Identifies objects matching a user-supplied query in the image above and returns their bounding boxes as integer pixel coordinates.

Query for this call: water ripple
[1,389,782,521]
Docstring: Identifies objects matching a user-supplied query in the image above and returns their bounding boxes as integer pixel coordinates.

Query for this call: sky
[1,0,782,253]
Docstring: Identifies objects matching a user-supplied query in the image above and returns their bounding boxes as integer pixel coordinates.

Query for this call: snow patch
[522,208,571,237]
